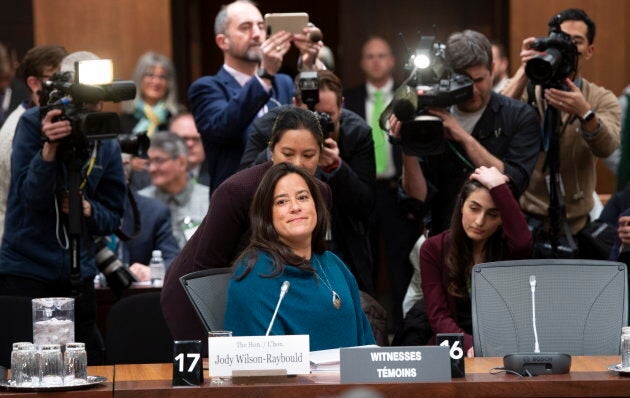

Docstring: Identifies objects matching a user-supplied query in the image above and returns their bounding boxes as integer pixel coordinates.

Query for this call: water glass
[32,297,75,347]
[208,330,232,384]
[39,344,63,386]
[63,342,88,385]
[10,342,38,387]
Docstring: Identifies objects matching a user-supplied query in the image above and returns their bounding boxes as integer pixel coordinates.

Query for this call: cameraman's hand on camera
[501,37,539,99]
[544,78,591,117]
[427,107,467,143]
[260,31,293,76]
[470,166,509,190]
[61,193,92,218]
[319,138,341,172]
[293,26,324,71]
[41,109,71,161]
[129,263,150,282]
[388,114,401,139]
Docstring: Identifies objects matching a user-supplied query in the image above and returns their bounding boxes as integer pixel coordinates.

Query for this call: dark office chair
[0,296,33,368]
[472,259,628,357]
[180,268,232,333]
[105,292,173,364]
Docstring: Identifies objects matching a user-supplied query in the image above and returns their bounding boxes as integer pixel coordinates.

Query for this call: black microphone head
[392,99,416,122]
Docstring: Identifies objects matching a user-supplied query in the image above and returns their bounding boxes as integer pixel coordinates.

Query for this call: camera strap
[446,140,474,170]
[114,187,141,242]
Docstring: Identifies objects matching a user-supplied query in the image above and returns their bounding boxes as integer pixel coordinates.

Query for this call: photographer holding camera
[503,8,621,258]
[188,0,325,194]
[399,30,540,236]
[0,52,126,362]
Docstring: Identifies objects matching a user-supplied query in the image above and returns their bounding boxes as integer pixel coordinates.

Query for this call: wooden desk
[113,356,630,398]
[0,366,113,398]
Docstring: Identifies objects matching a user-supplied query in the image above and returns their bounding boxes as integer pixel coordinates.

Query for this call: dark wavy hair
[268,107,324,151]
[549,8,596,44]
[444,179,508,298]
[233,163,330,279]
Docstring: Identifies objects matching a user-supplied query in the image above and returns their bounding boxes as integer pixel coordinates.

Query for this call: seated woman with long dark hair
[224,163,375,351]
[420,166,532,356]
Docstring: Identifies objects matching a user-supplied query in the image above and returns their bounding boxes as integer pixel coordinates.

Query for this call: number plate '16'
[436,333,465,378]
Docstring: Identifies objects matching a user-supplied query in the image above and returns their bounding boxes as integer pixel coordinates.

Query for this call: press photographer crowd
[1,0,629,375]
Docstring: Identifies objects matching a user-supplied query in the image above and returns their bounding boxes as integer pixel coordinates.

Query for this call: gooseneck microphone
[502,275,571,376]
[266,281,290,336]
[530,275,540,353]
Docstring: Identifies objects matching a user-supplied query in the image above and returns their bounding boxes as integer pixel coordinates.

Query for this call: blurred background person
[170,112,210,187]
[344,36,420,331]
[121,51,180,191]
[225,162,375,350]
[491,39,510,93]
[0,44,67,244]
[420,167,532,356]
[138,132,208,249]
[0,42,28,127]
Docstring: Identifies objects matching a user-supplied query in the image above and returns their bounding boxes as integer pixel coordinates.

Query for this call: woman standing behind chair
[421,166,532,356]
[224,163,375,351]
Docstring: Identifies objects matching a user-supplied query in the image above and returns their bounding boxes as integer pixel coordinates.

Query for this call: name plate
[340,346,451,383]
[208,335,310,376]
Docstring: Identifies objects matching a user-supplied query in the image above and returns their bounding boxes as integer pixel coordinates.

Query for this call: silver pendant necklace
[313,256,342,310]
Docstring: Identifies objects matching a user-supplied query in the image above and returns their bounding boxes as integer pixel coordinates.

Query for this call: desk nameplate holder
[208,335,309,383]
[340,346,451,383]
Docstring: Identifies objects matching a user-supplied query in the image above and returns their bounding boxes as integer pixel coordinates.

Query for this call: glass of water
[11,342,38,387]
[39,344,63,386]
[63,342,88,385]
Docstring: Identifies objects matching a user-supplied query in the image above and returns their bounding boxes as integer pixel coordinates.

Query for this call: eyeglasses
[147,156,175,166]
[143,73,168,81]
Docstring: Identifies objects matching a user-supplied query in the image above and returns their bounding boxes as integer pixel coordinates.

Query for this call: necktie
[371,91,387,174]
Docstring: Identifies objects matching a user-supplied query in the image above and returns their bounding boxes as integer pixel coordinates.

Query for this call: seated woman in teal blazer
[224,162,375,351]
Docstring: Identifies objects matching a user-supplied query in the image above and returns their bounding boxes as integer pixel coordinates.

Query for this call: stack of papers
[310,348,340,373]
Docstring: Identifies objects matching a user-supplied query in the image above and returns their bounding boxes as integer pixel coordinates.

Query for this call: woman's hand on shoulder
[470,166,509,190]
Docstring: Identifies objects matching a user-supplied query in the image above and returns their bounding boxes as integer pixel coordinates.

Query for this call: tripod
[542,104,578,258]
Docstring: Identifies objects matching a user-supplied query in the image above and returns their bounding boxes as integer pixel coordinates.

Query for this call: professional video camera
[118,132,150,158]
[525,28,578,88]
[383,35,473,157]
[297,71,335,138]
[41,59,136,159]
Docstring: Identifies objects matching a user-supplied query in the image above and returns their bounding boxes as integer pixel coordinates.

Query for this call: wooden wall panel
[32,0,171,110]
[509,0,629,194]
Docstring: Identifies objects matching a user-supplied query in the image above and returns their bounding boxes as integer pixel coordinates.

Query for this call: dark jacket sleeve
[320,110,376,219]
[83,140,126,236]
[189,74,271,145]
[239,108,280,169]
[501,102,541,197]
[489,183,533,258]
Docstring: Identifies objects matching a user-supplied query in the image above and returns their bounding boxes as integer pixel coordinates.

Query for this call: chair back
[179,268,233,333]
[472,259,628,357]
[105,292,172,364]
[0,296,32,367]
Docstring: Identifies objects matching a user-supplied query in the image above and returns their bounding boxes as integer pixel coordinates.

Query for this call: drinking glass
[63,342,88,385]
[11,342,38,387]
[39,344,63,386]
[208,330,232,384]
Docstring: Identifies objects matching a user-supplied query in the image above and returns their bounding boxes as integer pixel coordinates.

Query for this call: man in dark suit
[240,70,377,294]
[188,0,324,193]
[344,37,420,330]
